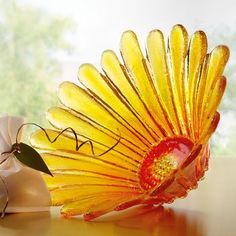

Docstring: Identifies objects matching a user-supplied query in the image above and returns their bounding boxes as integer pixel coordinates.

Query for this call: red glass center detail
[139,136,194,190]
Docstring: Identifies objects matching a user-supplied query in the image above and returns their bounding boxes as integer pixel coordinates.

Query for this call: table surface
[0,157,235,236]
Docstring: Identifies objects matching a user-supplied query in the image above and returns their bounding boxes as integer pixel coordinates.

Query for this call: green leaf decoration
[13,142,53,176]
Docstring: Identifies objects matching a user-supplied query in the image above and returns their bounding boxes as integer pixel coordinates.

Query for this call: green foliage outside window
[0,0,74,140]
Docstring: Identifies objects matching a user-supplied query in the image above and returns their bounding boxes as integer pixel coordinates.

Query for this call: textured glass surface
[30,24,229,220]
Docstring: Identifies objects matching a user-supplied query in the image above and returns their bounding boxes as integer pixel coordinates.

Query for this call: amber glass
[30,24,229,220]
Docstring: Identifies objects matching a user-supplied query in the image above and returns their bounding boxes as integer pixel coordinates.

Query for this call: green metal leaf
[13,142,53,176]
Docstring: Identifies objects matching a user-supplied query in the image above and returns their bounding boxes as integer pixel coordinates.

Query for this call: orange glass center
[139,137,194,190]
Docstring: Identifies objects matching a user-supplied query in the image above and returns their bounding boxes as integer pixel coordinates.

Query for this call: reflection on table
[0,158,235,236]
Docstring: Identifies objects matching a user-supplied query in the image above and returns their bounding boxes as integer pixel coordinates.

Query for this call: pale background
[1,0,236,156]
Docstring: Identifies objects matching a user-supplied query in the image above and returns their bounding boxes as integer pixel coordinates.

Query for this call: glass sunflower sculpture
[30,25,229,221]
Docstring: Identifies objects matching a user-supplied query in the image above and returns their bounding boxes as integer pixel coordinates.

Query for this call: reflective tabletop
[0,158,235,236]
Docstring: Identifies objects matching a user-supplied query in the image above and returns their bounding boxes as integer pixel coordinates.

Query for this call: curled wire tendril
[0,123,121,217]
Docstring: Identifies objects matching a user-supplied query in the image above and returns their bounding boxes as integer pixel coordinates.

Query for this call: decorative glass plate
[30,24,229,220]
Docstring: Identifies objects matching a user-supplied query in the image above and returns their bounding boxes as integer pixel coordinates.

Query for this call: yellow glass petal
[78,64,154,145]
[195,54,210,138]
[147,26,184,135]
[202,76,226,122]
[44,173,138,191]
[199,113,220,145]
[41,152,139,181]
[52,186,141,206]
[120,31,169,137]
[60,191,141,219]
[168,25,189,136]
[199,45,229,129]
[187,30,208,138]
[47,107,145,161]
[31,129,140,168]
[200,76,226,142]
[101,50,163,140]
[58,81,148,154]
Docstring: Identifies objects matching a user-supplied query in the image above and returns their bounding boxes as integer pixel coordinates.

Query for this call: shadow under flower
[102,205,206,236]
[0,206,206,236]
